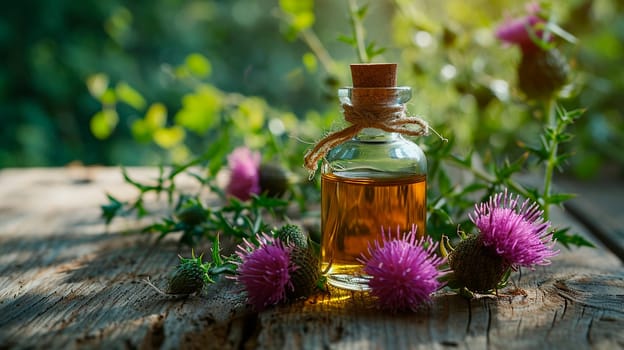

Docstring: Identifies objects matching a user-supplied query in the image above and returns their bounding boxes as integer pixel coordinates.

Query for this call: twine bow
[303,103,431,175]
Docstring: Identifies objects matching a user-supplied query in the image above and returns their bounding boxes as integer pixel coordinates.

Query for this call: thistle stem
[300,29,338,74]
[209,264,237,277]
[542,98,558,220]
[348,0,369,63]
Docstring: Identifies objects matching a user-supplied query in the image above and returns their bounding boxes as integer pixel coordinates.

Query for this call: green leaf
[556,132,574,144]
[153,126,185,149]
[450,151,473,167]
[134,197,148,218]
[122,167,160,192]
[552,227,595,249]
[100,88,117,105]
[555,153,574,167]
[232,97,266,132]
[115,82,146,110]
[279,0,313,15]
[459,183,489,195]
[291,12,315,32]
[365,41,386,58]
[101,194,123,225]
[211,235,223,266]
[202,128,230,176]
[279,0,314,35]
[90,109,119,139]
[144,217,182,241]
[355,3,369,19]
[556,106,584,123]
[548,192,576,206]
[131,119,152,143]
[251,194,289,209]
[431,207,454,225]
[145,103,167,129]
[174,85,223,134]
[437,167,452,194]
[337,34,357,46]
[86,73,109,99]
[495,155,527,181]
[524,143,549,161]
[302,52,318,73]
[185,53,212,78]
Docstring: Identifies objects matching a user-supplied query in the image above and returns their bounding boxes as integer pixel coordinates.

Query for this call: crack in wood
[330,321,344,343]
[586,315,594,345]
[485,303,492,348]
[554,274,624,314]
[140,314,165,349]
[544,307,559,341]
[465,299,472,335]
[239,312,261,350]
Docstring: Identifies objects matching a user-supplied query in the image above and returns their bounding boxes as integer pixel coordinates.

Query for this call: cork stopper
[350,63,397,105]
[351,63,397,88]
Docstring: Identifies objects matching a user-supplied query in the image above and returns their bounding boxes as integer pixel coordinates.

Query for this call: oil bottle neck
[355,128,399,142]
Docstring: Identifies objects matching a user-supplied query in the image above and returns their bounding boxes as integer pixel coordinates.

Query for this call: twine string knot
[303,103,431,175]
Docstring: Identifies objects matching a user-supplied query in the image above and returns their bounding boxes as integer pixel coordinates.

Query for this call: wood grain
[0,167,622,349]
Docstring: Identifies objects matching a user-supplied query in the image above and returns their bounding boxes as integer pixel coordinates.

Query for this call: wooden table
[0,167,622,349]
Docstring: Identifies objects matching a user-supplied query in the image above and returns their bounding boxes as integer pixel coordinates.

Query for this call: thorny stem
[348,0,369,63]
[300,29,338,74]
[209,264,237,276]
[542,98,558,220]
[273,9,337,75]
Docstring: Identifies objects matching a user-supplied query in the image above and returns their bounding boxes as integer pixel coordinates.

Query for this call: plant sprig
[340,0,386,63]
[102,163,289,246]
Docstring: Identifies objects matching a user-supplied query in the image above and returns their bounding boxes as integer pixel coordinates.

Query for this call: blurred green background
[1,0,622,179]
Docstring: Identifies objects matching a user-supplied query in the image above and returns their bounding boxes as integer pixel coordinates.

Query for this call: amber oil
[321,172,426,291]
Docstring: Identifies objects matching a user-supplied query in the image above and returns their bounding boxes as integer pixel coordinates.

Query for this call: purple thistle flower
[469,189,559,268]
[495,2,570,100]
[495,2,546,53]
[358,225,446,312]
[234,233,295,310]
[226,146,261,201]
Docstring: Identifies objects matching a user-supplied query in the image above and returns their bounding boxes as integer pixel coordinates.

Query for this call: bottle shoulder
[324,136,427,177]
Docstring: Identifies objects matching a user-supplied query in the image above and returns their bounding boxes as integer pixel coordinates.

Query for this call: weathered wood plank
[255,265,623,349]
[0,167,622,350]
[558,176,624,261]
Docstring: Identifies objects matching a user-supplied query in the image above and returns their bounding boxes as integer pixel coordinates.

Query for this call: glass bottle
[320,64,427,291]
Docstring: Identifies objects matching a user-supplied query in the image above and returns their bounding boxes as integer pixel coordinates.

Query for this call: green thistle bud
[176,205,207,226]
[167,252,210,295]
[287,246,321,300]
[259,163,289,197]
[447,235,511,293]
[517,48,569,100]
[274,224,320,299]
[275,224,308,249]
